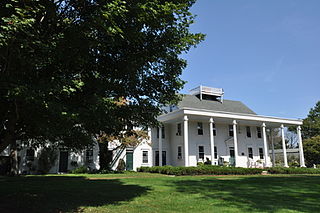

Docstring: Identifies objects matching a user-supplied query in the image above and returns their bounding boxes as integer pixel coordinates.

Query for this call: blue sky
[181,0,320,119]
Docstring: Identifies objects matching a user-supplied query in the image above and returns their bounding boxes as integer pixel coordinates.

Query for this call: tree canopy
[0,0,204,153]
[301,101,320,139]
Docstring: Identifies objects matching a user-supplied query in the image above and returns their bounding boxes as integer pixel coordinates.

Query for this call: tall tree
[0,0,204,163]
[301,101,320,139]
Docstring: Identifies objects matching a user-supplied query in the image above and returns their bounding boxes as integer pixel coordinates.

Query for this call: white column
[297,126,306,167]
[209,118,215,165]
[159,126,162,166]
[262,123,269,167]
[183,115,189,167]
[271,129,276,167]
[281,124,289,167]
[233,120,238,167]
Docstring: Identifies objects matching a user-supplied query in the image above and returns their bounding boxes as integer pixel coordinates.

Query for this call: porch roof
[158,107,303,127]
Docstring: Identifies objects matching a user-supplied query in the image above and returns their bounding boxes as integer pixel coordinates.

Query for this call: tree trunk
[0,102,19,175]
[98,142,110,171]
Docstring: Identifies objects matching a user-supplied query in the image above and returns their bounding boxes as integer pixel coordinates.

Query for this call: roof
[177,94,256,115]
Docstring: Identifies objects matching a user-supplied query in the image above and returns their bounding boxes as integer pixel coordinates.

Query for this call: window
[142,151,148,163]
[161,126,165,139]
[156,127,159,138]
[212,123,216,136]
[259,148,264,159]
[177,146,182,159]
[86,149,93,163]
[257,127,262,138]
[176,123,182,136]
[229,125,234,137]
[26,148,35,161]
[248,147,253,159]
[246,126,251,138]
[198,146,205,160]
[197,122,203,135]
[214,146,218,159]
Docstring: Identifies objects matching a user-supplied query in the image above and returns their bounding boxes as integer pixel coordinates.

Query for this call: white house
[151,86,305,168]
[0,85,305,174]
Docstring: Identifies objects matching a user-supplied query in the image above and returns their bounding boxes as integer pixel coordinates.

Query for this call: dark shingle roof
[178,94,256,115]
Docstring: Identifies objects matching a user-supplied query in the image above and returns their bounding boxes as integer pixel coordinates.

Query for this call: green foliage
[301,101,320,139]
[138,165,320,176]
[303,136,320,167]
[267,167,320,174]
[137,165,264,176]
[116,159,126,172]
[37,147,58,174]
[71,166,88,174]
[0,0,204,152]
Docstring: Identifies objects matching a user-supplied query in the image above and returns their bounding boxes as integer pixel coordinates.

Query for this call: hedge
[137,165,320,176]
[137,165,263,176]
[267,167,320,174]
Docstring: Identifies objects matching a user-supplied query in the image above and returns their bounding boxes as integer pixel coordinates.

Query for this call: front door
[126,151,133,171]
[59,151,68,173]
[229,147,235,166]
[155,151,166,166]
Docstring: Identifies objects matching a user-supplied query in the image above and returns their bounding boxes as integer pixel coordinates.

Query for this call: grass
[1,173,320,213]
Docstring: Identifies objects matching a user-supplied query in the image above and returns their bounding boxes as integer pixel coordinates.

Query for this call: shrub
[37,147,58,174]
[71,166,88,174]
[117,159,126,172]
[267,167,320,174]
[138,165,320,176]
[138,165,263,176]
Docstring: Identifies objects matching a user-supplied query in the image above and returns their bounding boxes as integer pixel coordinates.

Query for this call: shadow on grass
[0,175,150,213]
[172,175,320,212]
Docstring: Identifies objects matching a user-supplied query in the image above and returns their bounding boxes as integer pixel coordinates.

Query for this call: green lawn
[1,173,320,213]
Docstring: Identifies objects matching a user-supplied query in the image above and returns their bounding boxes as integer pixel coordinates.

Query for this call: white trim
[158,108,302,125]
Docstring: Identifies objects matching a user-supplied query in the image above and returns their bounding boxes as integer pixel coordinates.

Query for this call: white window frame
[142,150,149,164]
[197,122,203,135]
[198,145,205,160]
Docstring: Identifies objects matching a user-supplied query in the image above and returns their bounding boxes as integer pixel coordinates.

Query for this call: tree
[303,136,320,167]
[301,101,320,139]
[0,0,205,171]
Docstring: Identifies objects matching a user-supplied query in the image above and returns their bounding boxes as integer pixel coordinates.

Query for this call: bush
[267,167,320,174]
[138,165,320,176]
[137,165,263,176]
[37,147,58,174]
[71,166,88,174]
[117,159,126,172]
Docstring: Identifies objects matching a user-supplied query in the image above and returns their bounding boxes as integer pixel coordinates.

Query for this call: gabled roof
[177,94,256,115]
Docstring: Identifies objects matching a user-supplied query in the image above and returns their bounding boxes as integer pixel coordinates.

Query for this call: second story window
[157,126,165,138]
[246,126,251,138]
[197,122,203,135]
[176,123,182,136]
[161,126,165,138]
[198,146,205,160]
[177,146,182,159]
[229,125,234,137]
[257,127,262,138]
[212,123,216,136]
